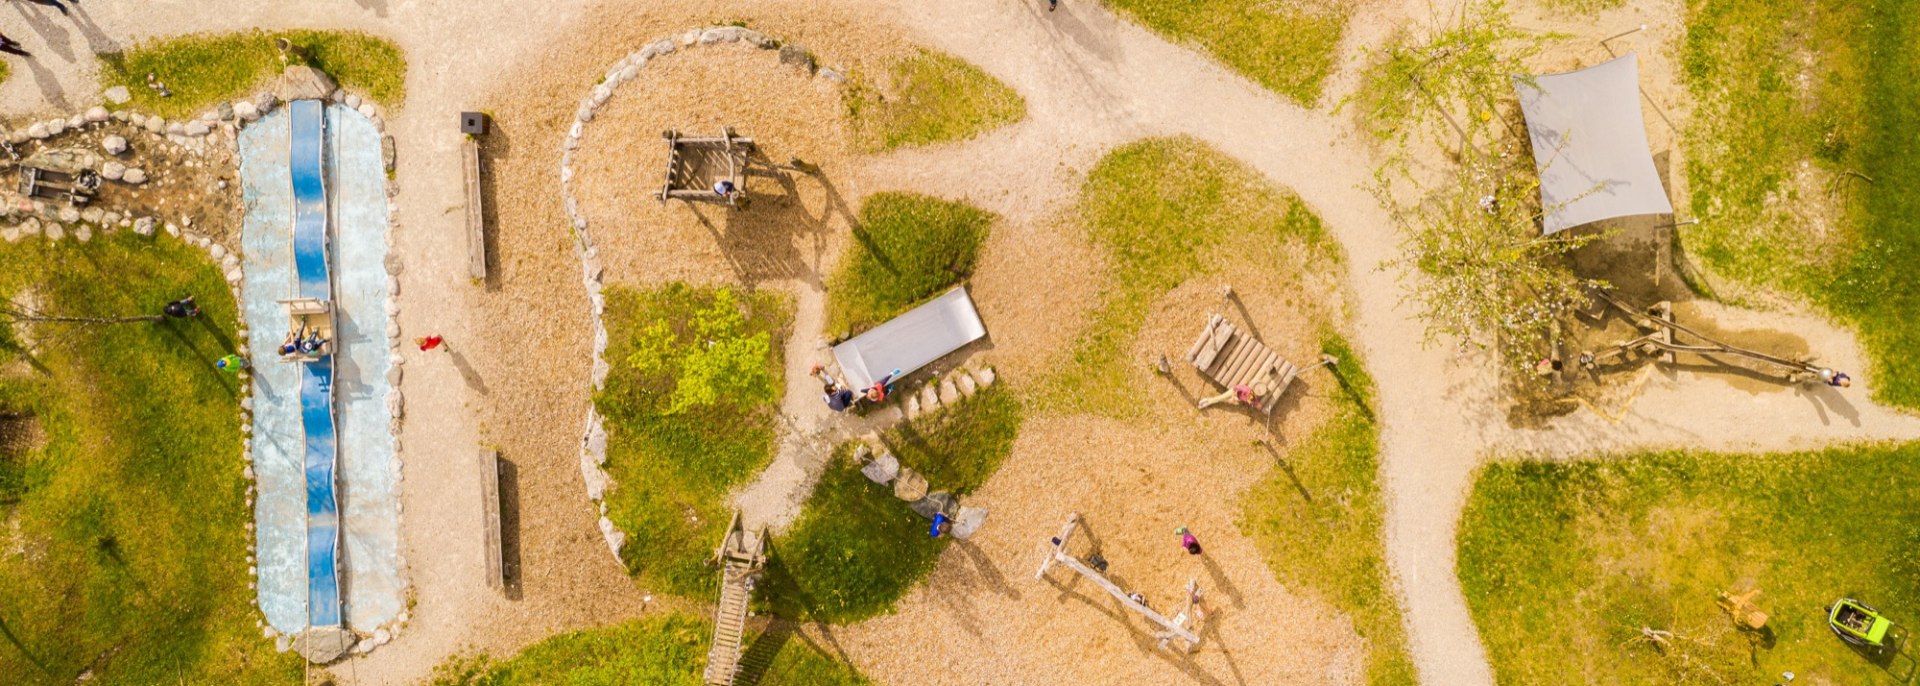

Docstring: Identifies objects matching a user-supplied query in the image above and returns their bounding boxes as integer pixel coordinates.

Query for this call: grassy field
[597,284,791,596]
[1460,445,1920,685]
[764,386,1021,623]
[845,48,1026,152]
[1239,333,1415,686]
[429,614,871,686]
[1105,0,1345,106]
[1042,136,1335,416]
[1679,0,1920,406]
[826,193,994,337]
[0,235,301,684]
[100,29,406,119]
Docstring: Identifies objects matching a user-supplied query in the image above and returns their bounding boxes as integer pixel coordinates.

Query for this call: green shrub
[598,284,791,595]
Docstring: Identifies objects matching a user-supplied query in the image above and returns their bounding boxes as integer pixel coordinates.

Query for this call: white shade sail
[1513,53,1674,234]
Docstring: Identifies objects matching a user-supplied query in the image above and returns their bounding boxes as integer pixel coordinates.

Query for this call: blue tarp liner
[289,99,343,628]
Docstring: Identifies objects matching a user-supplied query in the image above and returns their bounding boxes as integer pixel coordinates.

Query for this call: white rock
[104,86,131,104]
[123,168,147,184]
[84,106,109,123]
[56,207,77,223]
[619,64,639,82]
[102,135,128,155]
[73,225,91,242]
[209,243,227,260]
[128,112,145,127]
[644,39,675,58]
[19,218,39,236]
[680,29,702,46]
[939,378,959,405]
[164,222,178,237]
[976,367,996,387]
[145,117,165,133]
[45,223,65,240]
[234,100,259,121]
[225,267,243,283]
[166,121,184,136]
[345,93,363,109]
[47,119,66,135]
[958,373,978,396]
[25,123,47,139]
[1,227,17,243]
[920,384,940,411]
[132,216,155,236]
[101,161,126,180]
[357,103,376,119]
[184,120,210,136]
[591,84,612,106]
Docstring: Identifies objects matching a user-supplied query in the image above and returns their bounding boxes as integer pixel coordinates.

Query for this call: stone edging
[556,25,844,566]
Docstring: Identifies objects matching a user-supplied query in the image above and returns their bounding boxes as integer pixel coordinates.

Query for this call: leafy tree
[1354,0,1604,375]
[624,287,776,415]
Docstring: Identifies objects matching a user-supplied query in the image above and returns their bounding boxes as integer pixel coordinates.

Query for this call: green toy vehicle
[1828,598,1897,652]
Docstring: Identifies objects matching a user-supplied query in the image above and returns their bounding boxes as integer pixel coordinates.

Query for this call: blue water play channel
[240,98,400,658]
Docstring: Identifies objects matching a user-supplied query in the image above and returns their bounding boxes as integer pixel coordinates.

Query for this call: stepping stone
[861,454,899,485]
[957,372,978,397]
[893,468,928,501]
[939,378,959,406]
[953,506,989,540]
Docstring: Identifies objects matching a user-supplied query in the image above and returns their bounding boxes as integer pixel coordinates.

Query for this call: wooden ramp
[1184,313,1298,413]
[704,513,764,686]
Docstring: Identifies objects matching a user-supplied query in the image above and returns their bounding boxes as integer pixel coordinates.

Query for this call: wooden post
[462,137,488,280]
[479,450,504,592]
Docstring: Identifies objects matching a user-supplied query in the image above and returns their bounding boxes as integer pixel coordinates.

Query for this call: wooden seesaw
[1035,513,1207,653]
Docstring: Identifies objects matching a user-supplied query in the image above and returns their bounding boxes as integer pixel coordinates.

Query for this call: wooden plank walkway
[463,137,487,280]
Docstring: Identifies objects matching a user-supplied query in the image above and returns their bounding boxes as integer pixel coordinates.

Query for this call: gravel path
[7,1,1920,685]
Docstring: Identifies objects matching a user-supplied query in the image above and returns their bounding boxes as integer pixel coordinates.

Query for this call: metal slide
[288,99,343,629]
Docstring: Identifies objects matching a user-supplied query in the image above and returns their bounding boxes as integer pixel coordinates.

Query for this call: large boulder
[273,65,337,102]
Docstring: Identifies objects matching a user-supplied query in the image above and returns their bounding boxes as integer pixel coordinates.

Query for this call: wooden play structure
[277,297,334,360]
[1185,313,1300,414]
[659,128,755,208]
[1034,513,1206,652]
[704,512,766,686]
[19,165,99,207]
[1576,289,1834,384]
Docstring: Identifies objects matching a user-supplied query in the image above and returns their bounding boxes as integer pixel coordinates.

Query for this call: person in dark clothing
[824,385,855,412]
[163,295,200,318]
[0,34,30,58]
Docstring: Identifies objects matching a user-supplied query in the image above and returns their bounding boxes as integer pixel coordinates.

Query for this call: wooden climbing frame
[1577,289,1828,383]
[659,128,756,208]
[705,512,765,686]
[1035,513,1204,652]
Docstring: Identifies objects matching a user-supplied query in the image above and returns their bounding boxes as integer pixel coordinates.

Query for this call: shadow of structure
[498,457,524,600]
[476,118,517,292]
[733,619,797,686]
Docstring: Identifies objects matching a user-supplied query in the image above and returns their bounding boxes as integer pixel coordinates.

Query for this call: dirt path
[8,2,1920,685]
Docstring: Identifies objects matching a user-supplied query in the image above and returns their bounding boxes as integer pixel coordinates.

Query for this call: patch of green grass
[597,283,792,596]
[765,386,1021,623]
[0,234,301,684]
[1680,0,1920,405]
[99,29,406,120]
[826,193,994,337]
[1105,0,1345,106]
[1239,333,1414,686]
[428,614,871,686]
[1460,444,1920,685]
[1042,136,1334,416]
[845,48,1026,152]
